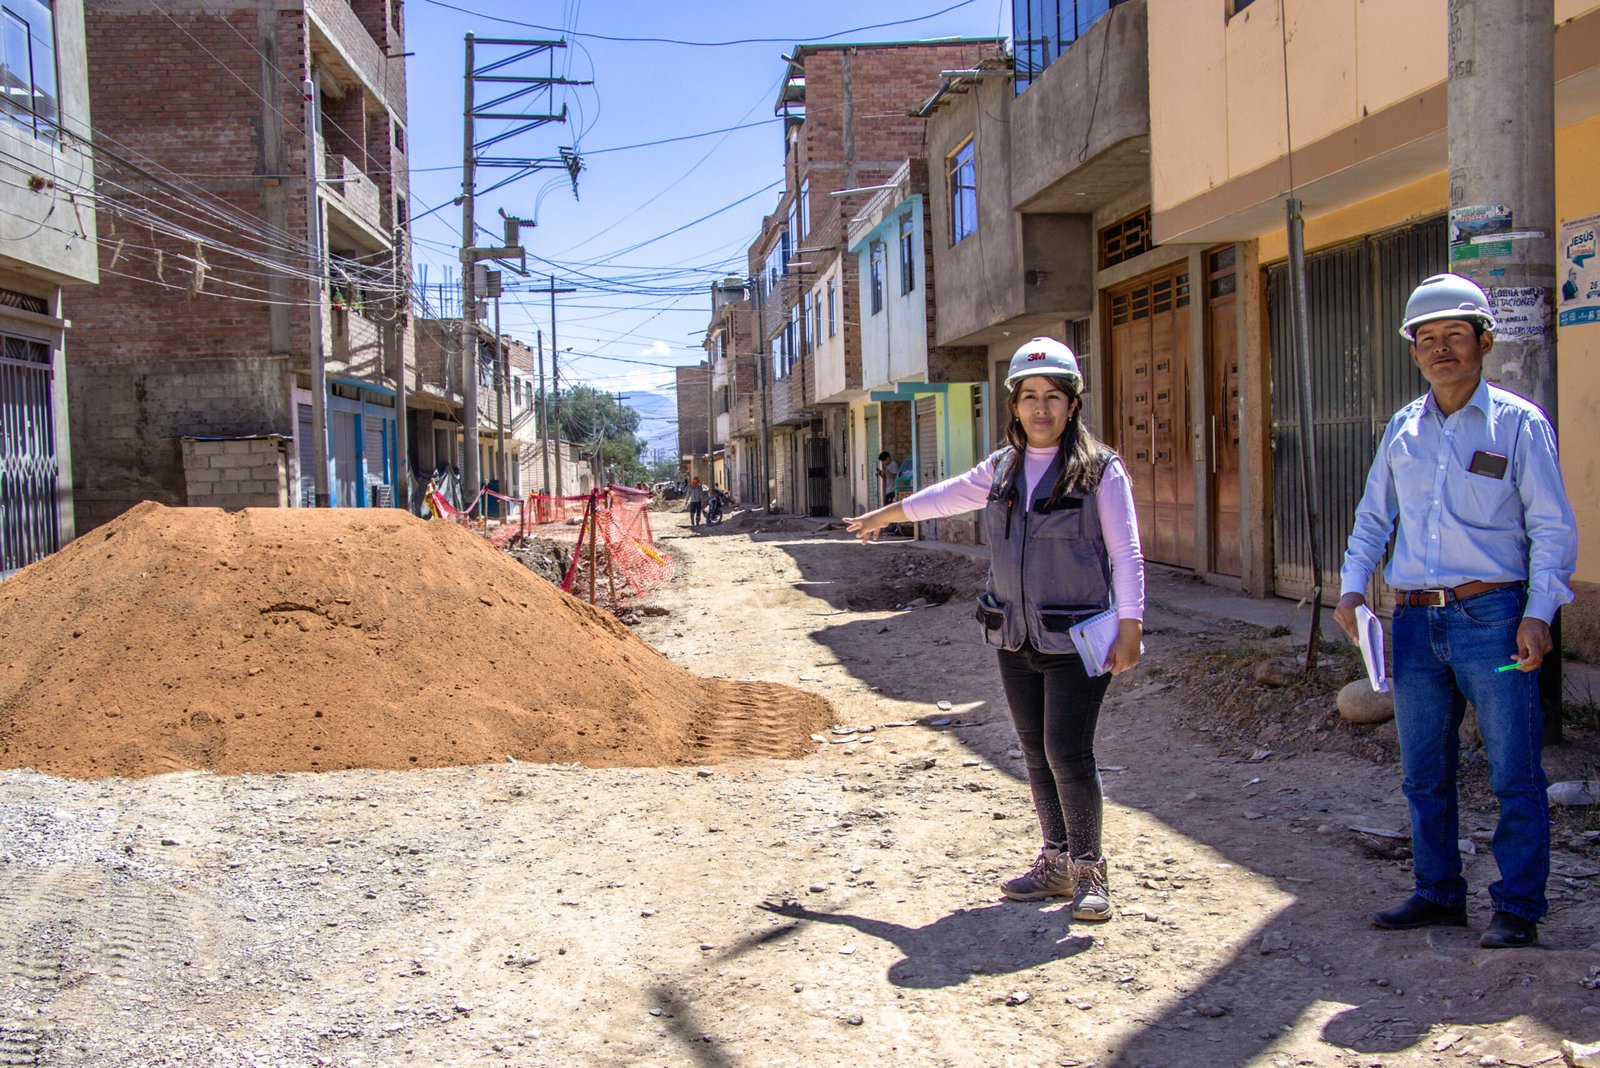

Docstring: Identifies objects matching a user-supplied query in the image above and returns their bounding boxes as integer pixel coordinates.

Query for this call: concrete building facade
[846,159,985,544]
[0,0,95,575]
[703,276,756,501]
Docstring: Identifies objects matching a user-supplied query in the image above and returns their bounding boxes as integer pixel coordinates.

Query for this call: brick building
[702,276,756,499]
[70,0,412,527]
[675,361,710,477]
[732,38,1002,517]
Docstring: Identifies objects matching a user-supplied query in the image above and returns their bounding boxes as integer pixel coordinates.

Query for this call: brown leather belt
[1395,580,1519,607]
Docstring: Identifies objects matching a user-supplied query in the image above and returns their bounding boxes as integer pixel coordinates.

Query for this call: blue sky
[402,0,1011,455]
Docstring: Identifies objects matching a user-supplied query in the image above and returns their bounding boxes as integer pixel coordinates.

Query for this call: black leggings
[996,644,1113,861]
[689,500,703,524]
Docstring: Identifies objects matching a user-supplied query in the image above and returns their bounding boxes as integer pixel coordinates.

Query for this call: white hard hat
[1399,273,1495,340]
[1004,337,1083,392]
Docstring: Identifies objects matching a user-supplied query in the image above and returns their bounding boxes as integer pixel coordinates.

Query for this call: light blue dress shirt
[1339,378,1577,623]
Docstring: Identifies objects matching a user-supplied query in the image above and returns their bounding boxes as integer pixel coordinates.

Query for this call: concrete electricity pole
[1448,1,1556,410]
[457,34,585,510]
[536,328,550,493]
[302,78,330,507]
[1446,0,1560,738]
[521,278,575,493]
[459,34,481,508]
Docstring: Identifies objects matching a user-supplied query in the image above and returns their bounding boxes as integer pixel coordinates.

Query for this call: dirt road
[0,510,1595,1067]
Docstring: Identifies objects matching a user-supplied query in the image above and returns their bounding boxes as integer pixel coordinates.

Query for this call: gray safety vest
[975,447,1112,653]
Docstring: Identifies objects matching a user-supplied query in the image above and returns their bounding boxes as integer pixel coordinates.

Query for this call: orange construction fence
[427,483,672,612]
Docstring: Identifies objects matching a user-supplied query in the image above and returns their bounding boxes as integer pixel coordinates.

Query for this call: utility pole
[302,78,331,507]
[457,33,586,510]
[493,288,508,498]
[520,276,577,494]
[1446,0,1561,740]
[704,355,714,487]
[459,34,481,509]
[536,328,550,493]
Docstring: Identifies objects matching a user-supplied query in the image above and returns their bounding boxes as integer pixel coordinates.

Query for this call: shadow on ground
[751,530,1599,1066]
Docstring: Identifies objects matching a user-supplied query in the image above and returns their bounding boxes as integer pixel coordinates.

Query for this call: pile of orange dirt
[0,503,835,779]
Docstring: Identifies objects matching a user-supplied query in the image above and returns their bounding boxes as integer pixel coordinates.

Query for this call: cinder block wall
[69,357,291,531]
[182,437,290,510]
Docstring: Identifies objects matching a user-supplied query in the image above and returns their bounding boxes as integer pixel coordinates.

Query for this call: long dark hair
[1002,377,1112,499]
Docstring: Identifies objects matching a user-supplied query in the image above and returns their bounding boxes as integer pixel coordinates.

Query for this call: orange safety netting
[427,484,672,612]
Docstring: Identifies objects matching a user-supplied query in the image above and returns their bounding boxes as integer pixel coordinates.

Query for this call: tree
[645,456,680,483]
[553,385,648,485]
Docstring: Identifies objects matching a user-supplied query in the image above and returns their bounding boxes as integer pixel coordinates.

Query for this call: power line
[418,0,983,46]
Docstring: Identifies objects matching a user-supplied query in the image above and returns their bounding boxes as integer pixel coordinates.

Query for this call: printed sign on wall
[1559,212,1600,326]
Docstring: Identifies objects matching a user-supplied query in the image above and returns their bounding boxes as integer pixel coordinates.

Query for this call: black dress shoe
[1480,911,1538,948]
[1371,894,1469,930]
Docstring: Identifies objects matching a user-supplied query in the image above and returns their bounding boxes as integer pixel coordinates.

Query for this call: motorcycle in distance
[705,489,726,525]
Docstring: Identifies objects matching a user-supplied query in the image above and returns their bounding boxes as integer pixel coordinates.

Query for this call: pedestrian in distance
[1335,273,1577,950]
[846,337,1146,923]
[877,450,899,504]
[686,476,707,529]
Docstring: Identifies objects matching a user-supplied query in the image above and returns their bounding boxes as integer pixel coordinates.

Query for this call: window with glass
[1013,0,1124,94]
[898,213,916,294]
[0,0,59,137]
[811,286,823,348]
[787,305,800,374]
[948,139,977,245]
[827,279,837,337]
[800,291,812,355]
[868,241,885,315]
[798,178,810,238]
[763,233,790,295]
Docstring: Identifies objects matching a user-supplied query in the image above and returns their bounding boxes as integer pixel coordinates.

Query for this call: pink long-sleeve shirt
[897,445,1146,620]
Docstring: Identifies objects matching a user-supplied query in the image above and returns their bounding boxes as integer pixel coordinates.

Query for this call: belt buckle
[1413,588,1447,607]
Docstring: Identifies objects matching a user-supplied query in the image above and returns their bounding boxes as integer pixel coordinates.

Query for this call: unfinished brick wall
[74,0,413,529]
[182,436,291,509]
[676,364,710,458]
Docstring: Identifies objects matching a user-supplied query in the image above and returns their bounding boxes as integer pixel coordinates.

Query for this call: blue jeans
[1391,584,1549,922]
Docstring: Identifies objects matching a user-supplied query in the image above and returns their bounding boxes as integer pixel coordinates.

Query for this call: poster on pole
[1558,212,1600,326]
[1449,204,1513,263]
[1486,286,1549,342]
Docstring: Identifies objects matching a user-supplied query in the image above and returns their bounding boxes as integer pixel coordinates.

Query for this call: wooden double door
[1108,256,1241,576]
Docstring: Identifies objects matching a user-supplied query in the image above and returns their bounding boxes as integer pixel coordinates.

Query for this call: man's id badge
[1468,450,1508,479]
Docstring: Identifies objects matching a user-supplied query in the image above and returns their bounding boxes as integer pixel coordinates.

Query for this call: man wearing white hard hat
[1335,273,1577,949]
[847,337,1146,924]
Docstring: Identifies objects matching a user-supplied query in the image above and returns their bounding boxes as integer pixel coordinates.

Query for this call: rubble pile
[0,503,834,779]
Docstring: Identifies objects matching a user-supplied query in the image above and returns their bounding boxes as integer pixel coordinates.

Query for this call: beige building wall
[1554,111,1600,646]
[1149,0,1600,645]
[1149,0,1445,220]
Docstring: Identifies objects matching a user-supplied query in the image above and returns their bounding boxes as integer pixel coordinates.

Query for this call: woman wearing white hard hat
[847,336,1145,922]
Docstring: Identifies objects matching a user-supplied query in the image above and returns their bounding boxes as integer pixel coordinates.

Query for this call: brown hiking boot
[1001,847,1074,901]
[1069,857,1111,921]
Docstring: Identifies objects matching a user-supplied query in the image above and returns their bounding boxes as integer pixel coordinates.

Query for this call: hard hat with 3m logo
[1399,273,1496,341]
[1004,336,1083,392]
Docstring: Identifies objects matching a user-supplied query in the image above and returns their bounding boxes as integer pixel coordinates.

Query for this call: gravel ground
[1,512,1596,1067]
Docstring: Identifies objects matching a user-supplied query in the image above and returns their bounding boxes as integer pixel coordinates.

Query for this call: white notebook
[1069,608,1123,676]
[1355,604,1391,692]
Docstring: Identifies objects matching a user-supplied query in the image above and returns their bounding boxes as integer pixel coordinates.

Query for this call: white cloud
[639,340,672,358]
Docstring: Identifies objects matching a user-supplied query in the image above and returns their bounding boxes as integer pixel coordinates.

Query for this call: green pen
[1495,661,1523,673]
